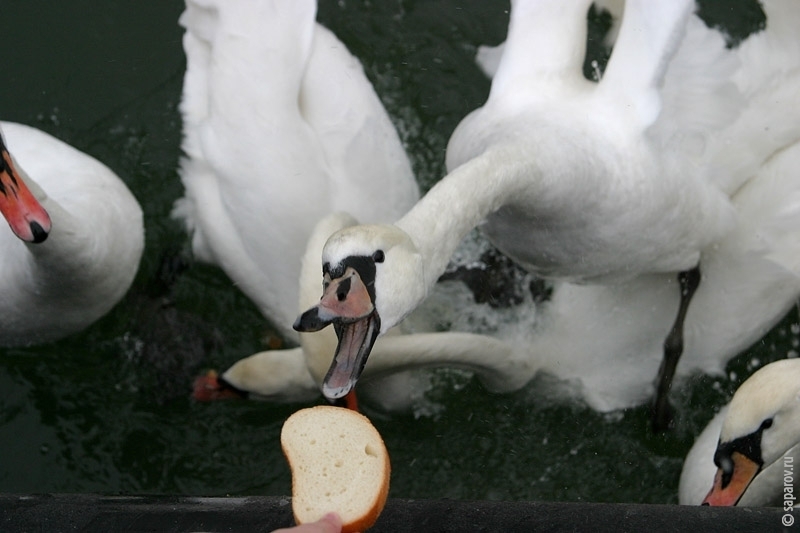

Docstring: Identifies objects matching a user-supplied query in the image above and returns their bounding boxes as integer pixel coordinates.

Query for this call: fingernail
[322,512,342,525]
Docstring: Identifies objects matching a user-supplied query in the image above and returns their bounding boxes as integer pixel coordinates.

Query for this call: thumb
[318,512,343,532]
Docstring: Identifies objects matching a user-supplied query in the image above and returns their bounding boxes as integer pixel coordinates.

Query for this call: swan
[295,0,800,422]
[172,0,419,342]
[199,130,800,411]
[198,131,800,409]
[0,121,144,346]
[378,120,800,413]
[678,358,800,506]
[194,212,532,408]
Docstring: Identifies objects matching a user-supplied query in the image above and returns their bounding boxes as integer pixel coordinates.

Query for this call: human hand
[271,512,345,533]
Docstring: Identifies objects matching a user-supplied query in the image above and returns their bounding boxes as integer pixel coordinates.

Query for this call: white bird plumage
[0,121,144,346]
[173,0,420,342]
[214,212,533,407]
[175,0,533,407]
[295,0,800,412]
[679,358,800,506]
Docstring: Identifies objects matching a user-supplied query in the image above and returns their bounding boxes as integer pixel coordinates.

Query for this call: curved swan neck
[16,164,119,290]
[396,150,527,290]
[363,331,531,393]
[24,197,87,265]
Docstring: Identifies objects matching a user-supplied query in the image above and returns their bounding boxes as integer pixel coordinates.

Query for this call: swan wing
[597,0,695,130]
[301,26,419,224]
[488,0,595,103]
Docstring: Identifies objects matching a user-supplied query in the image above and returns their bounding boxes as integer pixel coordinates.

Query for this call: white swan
[198,128,800,410]
[197,125,800,409]
[195,212,532,407]
[0,121,144,346]
[295,0,800,417]
[678,358,800,506]
[172,0,419,342]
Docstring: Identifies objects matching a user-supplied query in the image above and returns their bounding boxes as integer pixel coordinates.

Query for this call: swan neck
[396,151,525,287]
[365,331,531,393]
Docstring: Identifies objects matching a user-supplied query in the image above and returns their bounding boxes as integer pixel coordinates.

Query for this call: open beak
[702,451,760,506]
[294,266,380,400]
[0,143,51,243]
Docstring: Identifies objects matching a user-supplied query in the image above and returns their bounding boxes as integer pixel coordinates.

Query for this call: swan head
[703,358,800,506]
[0,129,51,243]
[293,223,425,401]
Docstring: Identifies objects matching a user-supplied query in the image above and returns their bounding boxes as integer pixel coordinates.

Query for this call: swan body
[204,212,532,406]
[203,128,800,410]
[0,121,144,346]
[295,0,800,403]
[173,0,419,341]
[527,134,800,410]
[679,358,800,506]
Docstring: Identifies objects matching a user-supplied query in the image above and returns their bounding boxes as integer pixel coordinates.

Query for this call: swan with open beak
[294,223,426,400]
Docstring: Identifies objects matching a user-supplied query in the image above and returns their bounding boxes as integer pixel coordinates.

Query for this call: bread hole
[334,459,343,468]
[365,444,378,457]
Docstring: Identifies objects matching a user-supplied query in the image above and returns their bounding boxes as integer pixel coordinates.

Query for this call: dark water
[0,0,791,504]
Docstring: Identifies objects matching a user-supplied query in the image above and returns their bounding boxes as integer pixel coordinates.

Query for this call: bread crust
[281,405,390,532]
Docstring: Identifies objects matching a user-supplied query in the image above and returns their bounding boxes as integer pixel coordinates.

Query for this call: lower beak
[293,267,380,400]
[322,310,380,400]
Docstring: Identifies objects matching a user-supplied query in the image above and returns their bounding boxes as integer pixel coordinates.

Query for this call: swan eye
[761,418,773,431]
[373,250,385,263]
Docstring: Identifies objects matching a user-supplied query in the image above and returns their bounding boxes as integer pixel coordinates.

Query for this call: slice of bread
[281,405,390,532]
